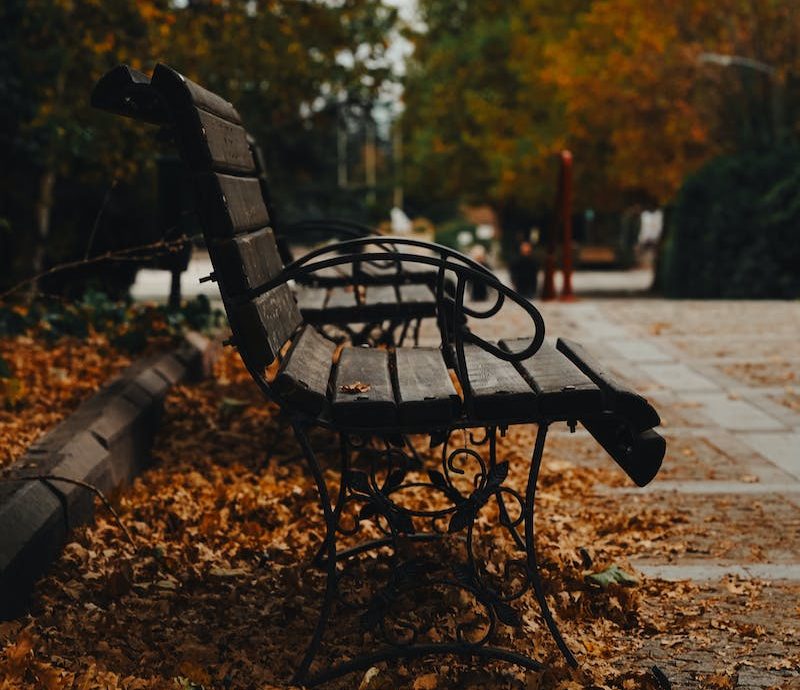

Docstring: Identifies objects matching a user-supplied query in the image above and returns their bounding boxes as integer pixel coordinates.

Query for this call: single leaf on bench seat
[332,347,396,427]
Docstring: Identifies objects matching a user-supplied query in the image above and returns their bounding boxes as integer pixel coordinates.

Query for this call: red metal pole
[559,150,576,301]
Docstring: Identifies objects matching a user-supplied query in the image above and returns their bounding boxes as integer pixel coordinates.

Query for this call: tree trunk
[29,167,56,301]
[28,66,66,302]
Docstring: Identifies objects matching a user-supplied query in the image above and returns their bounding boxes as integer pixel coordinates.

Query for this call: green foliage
[433,219,477,249]
[0,291,222,353]
[660,148,800,298]
[585,564,639,589]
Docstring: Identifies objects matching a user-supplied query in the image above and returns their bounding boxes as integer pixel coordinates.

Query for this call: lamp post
[698,51,782,145]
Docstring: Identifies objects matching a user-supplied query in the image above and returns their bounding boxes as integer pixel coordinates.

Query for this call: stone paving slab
[609,480,800,494]
[684,392,788,431]
[638,362,722,392]
[605,337,673,362]
[738,432,800,480]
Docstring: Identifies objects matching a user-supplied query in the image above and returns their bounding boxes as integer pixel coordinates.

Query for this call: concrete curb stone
[0,333,216,620]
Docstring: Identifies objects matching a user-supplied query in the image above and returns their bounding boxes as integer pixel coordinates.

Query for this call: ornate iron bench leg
[291,421,341,684]
[524,422,578,668]
[291,422,573,686]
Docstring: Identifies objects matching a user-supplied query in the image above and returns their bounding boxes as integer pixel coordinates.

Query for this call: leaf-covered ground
[1,351,798,689]
[0,332,133,468]
[0,295,221,469]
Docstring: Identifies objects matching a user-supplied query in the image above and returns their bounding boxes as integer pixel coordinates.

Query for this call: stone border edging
[0,332,219,619]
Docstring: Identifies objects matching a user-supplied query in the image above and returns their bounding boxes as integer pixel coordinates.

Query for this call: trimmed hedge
[660,149,800,299]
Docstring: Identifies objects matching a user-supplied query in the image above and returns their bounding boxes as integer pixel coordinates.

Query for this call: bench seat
[274,332,664,486]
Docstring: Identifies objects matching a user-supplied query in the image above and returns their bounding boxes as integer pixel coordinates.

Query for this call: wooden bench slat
[325,287,358,316]
[459,344,537,420]
[556,338,661,431]
[398,284,437,317]
[153,63,242,124]
[231,284,301,369]
[196,108,256,174]
[194,173,270,237]
[398,284,435,304]
[332,347,396,427]
[581,420,665,487]
[364,285,398,307]
[500,338,604,418]
[208,227,282,295]
[274,326,335,416]
[295,285,328,314]
[395,348,461,426]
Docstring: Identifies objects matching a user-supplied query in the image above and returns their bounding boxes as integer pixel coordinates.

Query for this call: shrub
[660,149,800,298]
[434,219,477,250]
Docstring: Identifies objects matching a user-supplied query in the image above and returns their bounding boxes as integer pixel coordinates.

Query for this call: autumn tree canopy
[402,0,800,217]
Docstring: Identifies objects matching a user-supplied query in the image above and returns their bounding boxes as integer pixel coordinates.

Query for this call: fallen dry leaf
[339,381,371,394]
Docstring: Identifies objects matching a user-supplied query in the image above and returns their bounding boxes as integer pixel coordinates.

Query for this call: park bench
[93,63,666,686]
[92,65,445,346]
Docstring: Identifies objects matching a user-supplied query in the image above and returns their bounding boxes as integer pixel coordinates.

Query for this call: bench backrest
[149,63,302,372]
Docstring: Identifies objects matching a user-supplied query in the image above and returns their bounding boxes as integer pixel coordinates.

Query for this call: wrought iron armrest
[278,223,405,275]
[255,238,546,363]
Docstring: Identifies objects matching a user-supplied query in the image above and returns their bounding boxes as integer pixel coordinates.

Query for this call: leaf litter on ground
[1,350,799,688]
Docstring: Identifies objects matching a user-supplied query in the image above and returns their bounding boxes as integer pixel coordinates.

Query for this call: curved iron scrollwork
[250,236,547,381]
[291,426,564,686]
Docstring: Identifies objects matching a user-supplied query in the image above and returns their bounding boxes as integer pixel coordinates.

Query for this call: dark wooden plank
[358,285,401,322]
[332,347,396,427]
[194,173,270,238]
[500,338,604,418]
[91,65,169,125]
[274,326,335,416]
[230,284,302,370]
[197,108,255,174]
[295,286,328,315]
[364,285,398,307]
[395,348,461,426]
[398,284,437,316]
[326,287,358,309]
[556,338,661,431]
[324,287,358,321]
[459,344,537,420]
[209,227,283,296]
[152,63,242,124]
[581,420,665,487]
